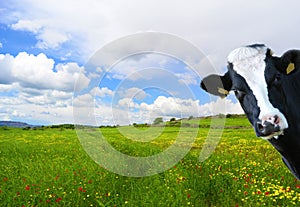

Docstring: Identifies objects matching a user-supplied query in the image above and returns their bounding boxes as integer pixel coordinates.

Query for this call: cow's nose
[256,121,280,137]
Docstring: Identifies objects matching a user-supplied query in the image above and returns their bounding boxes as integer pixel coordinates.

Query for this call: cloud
[115,96,243,124]
[0,52,90,92]
[11,19,43,33]
[175,72,198,85]
[3,0,300,65]
[91,87,113,97]
[11,19,70,49]
[118,87,147,100]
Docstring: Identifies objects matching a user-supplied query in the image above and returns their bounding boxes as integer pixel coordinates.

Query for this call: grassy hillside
[0,117,299,206]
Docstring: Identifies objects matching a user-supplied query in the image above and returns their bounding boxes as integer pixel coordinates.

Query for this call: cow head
[201,44,300,140]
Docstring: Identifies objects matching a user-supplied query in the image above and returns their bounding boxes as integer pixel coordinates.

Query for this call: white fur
[228,46,289,137]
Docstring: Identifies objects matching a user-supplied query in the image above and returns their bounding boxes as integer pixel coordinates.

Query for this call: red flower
[257,191,261,195]
[55,197,62,202]
[244,191,248,195]
[187,194,191,198]
[25,185,30,191]
[265,191,270,196]
[3,178,8,182]
[78,187,86,193]
[296,184,300,189]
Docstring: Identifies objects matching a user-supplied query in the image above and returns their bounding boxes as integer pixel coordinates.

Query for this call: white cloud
[118,98,139,109]
[0,52,91,124]
[11,19,70,49]
[4,0,300,64]
[198,98,243,117]
[119,87,147,100]
[115,96,243,124]
[36,28,69,49]
[0,52,90,92]
[11,19,43,33]
[175,72,198,85]
[90,87,114,97]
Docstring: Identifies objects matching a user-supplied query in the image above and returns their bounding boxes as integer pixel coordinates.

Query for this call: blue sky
[1,0,299,125]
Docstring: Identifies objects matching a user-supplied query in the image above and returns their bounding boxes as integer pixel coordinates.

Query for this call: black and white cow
[201,44,300,179]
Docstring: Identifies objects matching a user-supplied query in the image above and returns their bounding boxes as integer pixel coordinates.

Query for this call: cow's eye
[234,90,246,99]
[273,74,281,86]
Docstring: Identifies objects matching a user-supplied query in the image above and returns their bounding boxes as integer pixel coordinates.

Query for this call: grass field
[1,117,300,206]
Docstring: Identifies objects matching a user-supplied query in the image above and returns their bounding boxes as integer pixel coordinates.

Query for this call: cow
[200,44,300,179]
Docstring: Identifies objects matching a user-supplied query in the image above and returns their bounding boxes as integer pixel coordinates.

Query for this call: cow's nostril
[274,115,279,125]
[257,122,264,132]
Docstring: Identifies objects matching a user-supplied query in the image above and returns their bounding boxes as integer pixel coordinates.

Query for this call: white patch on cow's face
[228,46,288,138]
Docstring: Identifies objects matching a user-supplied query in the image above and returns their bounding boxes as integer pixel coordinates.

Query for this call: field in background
[1,117,300,206]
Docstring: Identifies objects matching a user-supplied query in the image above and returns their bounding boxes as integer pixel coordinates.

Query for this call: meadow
[1,116,300,206]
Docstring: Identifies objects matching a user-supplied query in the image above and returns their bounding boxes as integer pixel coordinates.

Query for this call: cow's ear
[200,72,232,98]
[276,50,300,75]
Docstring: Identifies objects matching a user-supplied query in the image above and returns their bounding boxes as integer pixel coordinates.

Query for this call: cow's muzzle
[255,115,286,139]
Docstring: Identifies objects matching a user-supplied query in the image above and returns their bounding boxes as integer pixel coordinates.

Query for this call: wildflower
[25,185,30,191]
[55,197,62,202]
[265,192,270,196]
[187,193,191,198]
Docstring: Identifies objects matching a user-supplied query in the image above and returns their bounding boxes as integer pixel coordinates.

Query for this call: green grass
[1,117,300,206]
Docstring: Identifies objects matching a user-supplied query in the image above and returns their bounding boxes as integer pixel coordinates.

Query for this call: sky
[0,0,299,126]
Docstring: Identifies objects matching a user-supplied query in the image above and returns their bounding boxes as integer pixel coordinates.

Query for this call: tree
[170,117,176,122]
[153,117,163,125]
[188,116,194,120]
